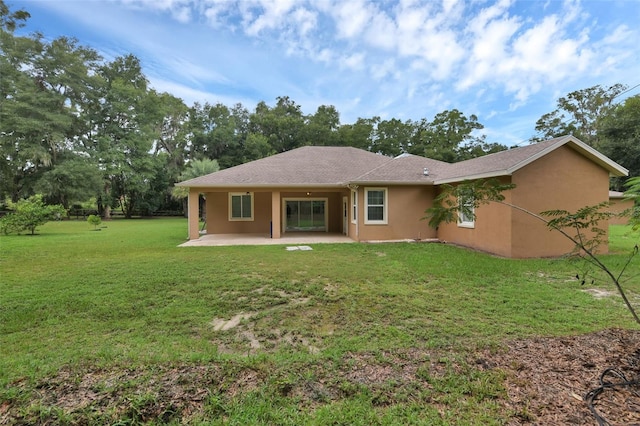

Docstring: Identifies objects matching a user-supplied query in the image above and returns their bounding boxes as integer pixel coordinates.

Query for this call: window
[351,189,357,224]
[229,192,253,221]
[284,199,327,231]
[458,194,475,228]
[365,188,387,224]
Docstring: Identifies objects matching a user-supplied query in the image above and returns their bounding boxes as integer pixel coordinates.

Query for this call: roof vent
[423,168,429,176]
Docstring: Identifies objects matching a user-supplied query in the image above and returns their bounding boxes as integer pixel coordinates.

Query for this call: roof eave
[349,180,435,186]
[563,136,628,177]
[175,183,347,189]
[506,135,628,177]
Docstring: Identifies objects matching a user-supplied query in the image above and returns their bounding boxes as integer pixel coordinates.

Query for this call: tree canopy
[5,1,634,216]
[533,86,639,190]
[532,84,628,147]
[599,95,640,190]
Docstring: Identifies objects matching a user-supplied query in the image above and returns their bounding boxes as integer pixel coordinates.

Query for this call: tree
[0,194,66,235]
[94,55,160,218]
[623,175,640,230]
[302,105,340,146]
[412,110,491,162]
[34,154,103,208]
[87,214,101,230]
[337,117,378,150]
[172,158,219,217]
[598,95,640,191]
[249,96,305,153]
[152,92,189,179]
[370,118,414,157]
[0,0,30,33]
[532,84,628,147]
[0,2,102,202]
[188,102,235,165]
[242,133,274,163]
[424,179,640,325]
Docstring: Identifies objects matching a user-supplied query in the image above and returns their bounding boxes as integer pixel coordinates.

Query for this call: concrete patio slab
[178,232,355,247]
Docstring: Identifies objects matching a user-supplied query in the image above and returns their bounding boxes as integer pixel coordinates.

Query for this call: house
[609,191,634,225]
[177,135,628,258]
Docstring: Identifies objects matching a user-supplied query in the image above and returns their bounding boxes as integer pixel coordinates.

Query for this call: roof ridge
[351,154,397,182]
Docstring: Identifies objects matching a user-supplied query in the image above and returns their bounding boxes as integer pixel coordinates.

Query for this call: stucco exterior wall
[205,191,273,235]
[356,185,437,242]
[435,178,514,257]
[510,145,610,258]
[435,146,612,258]
[609,197,634,225]
[203,188,349,236]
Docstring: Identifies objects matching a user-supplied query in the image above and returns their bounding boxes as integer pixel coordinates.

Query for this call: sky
[11,0,640,146]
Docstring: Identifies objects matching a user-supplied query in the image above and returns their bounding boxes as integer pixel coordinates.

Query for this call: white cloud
[371,58,397,80]
[363,9,396,50]
[393,2,465,78]
[291,7,317,36]
[17,0,640,144]
[120,0,194,22]
[202,0,236,27]
[149,77,253,107]
[341,52,366,70]
[242,0,296,36]
[600,24,633,45]
[455,1,605,104]
[315,48,334,63]
[163,56,230,85]
[172,6,192,23]
[331,0,373,39]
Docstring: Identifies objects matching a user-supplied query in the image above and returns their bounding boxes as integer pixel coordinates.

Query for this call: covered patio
[178,232,355,247]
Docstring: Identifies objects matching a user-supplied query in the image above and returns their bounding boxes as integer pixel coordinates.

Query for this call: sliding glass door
[284,199,327,231]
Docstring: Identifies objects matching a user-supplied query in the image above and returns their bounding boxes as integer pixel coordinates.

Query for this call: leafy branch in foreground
[425,179,516,229]
[623,176,640,230]
[424,179,640,325]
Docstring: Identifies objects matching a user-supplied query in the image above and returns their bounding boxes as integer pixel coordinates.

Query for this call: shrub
[0,195,66,235]
[87,214,102,230]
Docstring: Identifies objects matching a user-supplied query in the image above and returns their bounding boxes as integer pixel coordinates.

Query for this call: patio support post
[188,188,200,240]
[271,191,281,239]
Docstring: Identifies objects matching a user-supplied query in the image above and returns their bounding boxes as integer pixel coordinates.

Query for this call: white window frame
[229,192,254,221]
[457,195,475,228]
[351,189,357,224]
[364,187,388,225]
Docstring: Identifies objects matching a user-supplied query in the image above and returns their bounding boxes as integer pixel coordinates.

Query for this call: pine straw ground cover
[2,220,640,424]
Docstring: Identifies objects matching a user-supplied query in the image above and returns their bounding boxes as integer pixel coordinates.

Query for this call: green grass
[1,219,639,424]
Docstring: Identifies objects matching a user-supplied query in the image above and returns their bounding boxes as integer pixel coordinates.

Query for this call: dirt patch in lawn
[2,329,640,424]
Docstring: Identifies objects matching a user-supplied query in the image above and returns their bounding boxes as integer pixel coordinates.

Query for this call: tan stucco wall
[436,177,514,257]
[356,185,437,242]
[436,146,611,258]
[510,145,610,258]
[609,197,634,225]
[202,188,349,237]
[205,191,273,235]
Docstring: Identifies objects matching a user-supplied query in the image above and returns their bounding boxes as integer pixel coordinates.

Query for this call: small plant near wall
[87,214,102,231]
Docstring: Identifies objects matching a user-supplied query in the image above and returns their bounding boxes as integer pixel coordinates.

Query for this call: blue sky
[12,0,640,146]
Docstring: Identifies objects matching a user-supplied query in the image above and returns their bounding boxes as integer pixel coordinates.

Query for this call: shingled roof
[179,146,392,188]
[434,135,628,183]
[178,135,628,188]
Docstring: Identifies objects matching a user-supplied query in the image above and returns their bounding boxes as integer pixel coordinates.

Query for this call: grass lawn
[1,219,639,424]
